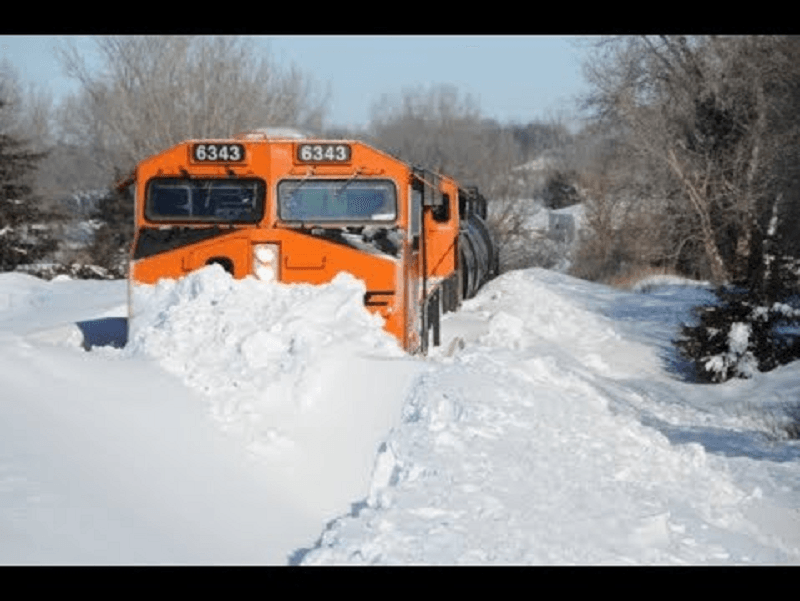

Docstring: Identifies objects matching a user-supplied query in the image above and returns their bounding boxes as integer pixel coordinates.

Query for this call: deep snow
[1,266,799,564]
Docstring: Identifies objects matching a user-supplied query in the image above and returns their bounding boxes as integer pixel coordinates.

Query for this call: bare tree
[368,84,532,270]
[581,35,800,285]
[56,35,328,179]
[0,58,54,153]
[369,85,485,180]
[50,36,328,274]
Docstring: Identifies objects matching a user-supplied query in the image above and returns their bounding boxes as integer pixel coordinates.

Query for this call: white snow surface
[1,265,800,565]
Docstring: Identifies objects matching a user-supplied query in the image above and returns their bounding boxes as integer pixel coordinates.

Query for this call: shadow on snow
[76,317,128,351]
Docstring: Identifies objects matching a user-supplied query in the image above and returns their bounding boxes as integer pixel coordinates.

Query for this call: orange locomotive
[129,130,498,354]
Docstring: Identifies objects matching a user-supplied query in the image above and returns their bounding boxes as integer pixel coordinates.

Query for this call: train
[127,129,499,354]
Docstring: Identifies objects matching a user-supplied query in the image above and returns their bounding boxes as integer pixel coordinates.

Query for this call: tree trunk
[666,148,730,283]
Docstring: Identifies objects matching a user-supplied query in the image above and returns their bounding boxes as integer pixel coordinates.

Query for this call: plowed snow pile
[127,267,409,456]
[0,266,423,564]
[300,270,800,565]
[125,266,423,497]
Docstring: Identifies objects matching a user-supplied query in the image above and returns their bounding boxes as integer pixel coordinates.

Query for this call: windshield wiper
[334,169,363,196]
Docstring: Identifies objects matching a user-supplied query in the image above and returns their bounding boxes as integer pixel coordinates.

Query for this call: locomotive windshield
[145,178,265,223]
[278,179,396,223]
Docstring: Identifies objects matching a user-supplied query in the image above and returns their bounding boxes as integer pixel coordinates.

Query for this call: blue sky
[0,35,592,130]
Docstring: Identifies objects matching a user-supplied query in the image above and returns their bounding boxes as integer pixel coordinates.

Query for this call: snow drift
[0,266,424,564]
[1,266,799,564]
[127,266,411,457]
[301,270,800,564]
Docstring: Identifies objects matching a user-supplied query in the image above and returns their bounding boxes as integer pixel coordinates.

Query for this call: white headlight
[255,265,275,282]
[253,244,280,281]
[255,246,275,263]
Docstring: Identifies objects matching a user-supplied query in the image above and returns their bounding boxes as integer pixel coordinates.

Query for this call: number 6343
[192,143,244,162]
[297,143,351,163]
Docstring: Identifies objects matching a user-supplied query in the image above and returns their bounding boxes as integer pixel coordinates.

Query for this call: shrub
[675,287,800,383]
[86,183,132,278]
[14,261,116,280]
[541,169,581,210]
[782,402,800,440]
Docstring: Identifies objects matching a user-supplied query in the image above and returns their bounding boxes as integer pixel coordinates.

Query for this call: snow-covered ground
[1,266,799,564]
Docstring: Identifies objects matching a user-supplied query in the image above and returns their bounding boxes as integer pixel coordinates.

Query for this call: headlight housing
[253,243,280,282]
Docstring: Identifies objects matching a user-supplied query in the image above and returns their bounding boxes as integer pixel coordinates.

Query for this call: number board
[297,143,351,164]
[191,143,245,162]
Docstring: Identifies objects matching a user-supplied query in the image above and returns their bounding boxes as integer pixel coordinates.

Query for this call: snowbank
[2,266,799,565]
[126,266,414,460]
[301,269,800,565]
[127,265,404,396]
[0,267,425,563]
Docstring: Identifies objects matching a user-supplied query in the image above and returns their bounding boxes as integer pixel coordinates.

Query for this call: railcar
[128,129,498,354]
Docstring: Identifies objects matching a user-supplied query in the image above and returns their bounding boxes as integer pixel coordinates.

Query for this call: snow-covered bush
[14,261,116,280]
[675,288,800,383]
[783,402,800,440]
